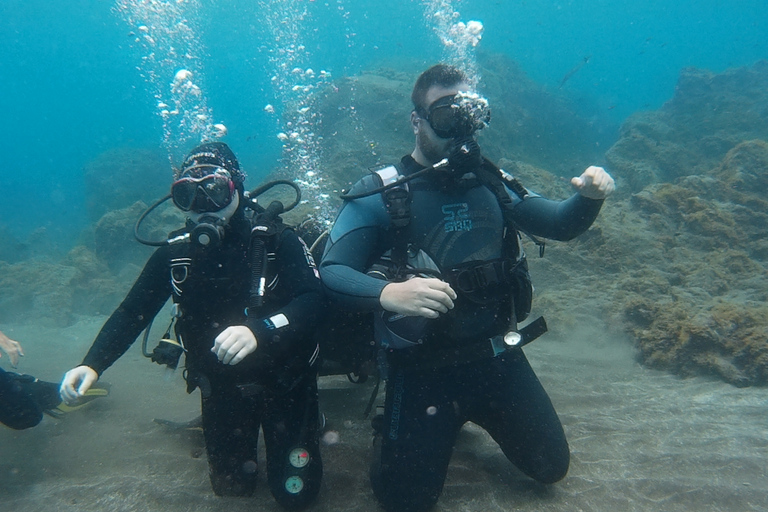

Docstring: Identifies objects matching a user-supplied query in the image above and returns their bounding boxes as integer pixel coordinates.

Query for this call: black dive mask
[171,165,235,213]
[419,91,491,139]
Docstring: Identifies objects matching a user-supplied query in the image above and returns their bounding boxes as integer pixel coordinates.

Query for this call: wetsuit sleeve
[245,229,324,360]
[81,248,172,375]
[319,176,392,311]
[509,189,604,241]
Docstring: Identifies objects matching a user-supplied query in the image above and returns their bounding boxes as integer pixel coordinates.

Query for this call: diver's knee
[374,489,439,512]
[371,455,440,512]
[534,449,570,484]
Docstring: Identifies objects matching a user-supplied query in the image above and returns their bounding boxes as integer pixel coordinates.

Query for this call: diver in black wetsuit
[1,331,107,429]
[59,142,324,509]
[320,64,615,512]
[0,331,56,429]
[0,368,58,430]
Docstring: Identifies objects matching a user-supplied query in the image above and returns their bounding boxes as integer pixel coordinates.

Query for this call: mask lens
[171,167,234,212]
[428,104,466,138]
[425,93,490,139]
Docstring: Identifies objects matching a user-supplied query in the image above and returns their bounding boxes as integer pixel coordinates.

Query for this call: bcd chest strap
[372,165,410,228]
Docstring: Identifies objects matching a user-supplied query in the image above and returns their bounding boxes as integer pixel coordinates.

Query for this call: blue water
[1,0,766,250]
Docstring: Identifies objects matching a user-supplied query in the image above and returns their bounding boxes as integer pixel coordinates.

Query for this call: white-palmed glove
[60,365,98,404]
[570,165,615,199]
[380,277,456,319]
[211,325,258,365]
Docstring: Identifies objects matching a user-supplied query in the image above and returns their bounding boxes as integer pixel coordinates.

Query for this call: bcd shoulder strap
[371,164,411,270]
[477,160,546,258]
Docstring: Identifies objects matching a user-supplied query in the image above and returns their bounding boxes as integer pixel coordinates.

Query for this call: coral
[624,300,768,387]
[0,245,136,327]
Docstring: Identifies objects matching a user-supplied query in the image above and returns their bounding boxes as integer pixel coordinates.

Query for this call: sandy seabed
[1,316,766,512]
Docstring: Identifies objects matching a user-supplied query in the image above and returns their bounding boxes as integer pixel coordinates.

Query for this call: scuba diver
[319,64,615,512]
[59,142,324,509]
[1,330,107,430]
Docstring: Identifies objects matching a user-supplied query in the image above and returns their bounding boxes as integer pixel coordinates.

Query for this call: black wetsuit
[81,210,324,509]
[0,369,59,430]
[320,155,604,512]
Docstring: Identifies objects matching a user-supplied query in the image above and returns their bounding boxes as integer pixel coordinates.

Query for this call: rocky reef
[0,145,183,326]
[616,139,768,386]
[83,146,171,222]
[0,200,183,327]
[527,59,768,386]
[605,60,768,192]
[0,246,128,327]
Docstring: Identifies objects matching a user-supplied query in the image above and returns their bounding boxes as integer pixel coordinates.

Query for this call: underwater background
[2,1,768,511]
[2,0,766,248]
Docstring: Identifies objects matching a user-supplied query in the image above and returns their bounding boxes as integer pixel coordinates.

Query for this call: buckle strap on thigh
[388,316,547,371]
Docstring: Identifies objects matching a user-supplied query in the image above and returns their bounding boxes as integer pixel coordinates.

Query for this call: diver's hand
[212,326,258,365]
[380,278,457,319]
[60,365,98,404]
[0,331,24,368]
[571,165,615,199]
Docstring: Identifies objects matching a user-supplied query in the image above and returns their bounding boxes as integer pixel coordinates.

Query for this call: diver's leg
[0,368,43,430]
[200,377,261,496]
[370,365,460,512]
[262,374,323,510]
[472,349,570,483]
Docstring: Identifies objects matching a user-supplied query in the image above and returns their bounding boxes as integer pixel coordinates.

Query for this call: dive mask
[420,91,491,139]
[171,165,235,213]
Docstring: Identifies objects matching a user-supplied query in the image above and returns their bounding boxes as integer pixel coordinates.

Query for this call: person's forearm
[512,194,603,241]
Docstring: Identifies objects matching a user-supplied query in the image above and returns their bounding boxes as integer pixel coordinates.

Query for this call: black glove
[448,137,483,174]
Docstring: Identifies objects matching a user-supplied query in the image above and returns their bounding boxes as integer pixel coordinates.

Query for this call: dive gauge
[289,447,310,468]
[284,475,304,494]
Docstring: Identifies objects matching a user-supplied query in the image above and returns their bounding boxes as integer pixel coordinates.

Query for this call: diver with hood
[60,142,324,509]
[319,64,615,512]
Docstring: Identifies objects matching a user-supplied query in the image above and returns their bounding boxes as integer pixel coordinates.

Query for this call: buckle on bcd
[452,260,505,294]
[490,316,548,356]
